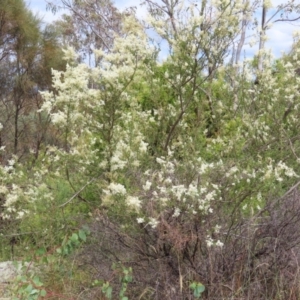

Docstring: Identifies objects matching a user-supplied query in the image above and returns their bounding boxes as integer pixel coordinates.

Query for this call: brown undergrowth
[74,186,300,300]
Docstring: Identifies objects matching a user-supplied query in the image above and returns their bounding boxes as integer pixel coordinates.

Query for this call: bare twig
[59,177,96,208]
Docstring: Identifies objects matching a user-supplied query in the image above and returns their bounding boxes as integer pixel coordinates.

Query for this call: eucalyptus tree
[0,0,66,163]
[46,0,123,66]
[257,0,300,70]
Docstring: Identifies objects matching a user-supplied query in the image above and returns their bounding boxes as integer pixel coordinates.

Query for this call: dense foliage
[1,0,300,299]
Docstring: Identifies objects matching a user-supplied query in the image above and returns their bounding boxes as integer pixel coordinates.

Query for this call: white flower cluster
[206,236,224,248]
[263,159,298,182]
[104,182,127,196]
[126,196,141,211]
[110,111,150,172]
[125,151,222,230]
[62,46,78,61]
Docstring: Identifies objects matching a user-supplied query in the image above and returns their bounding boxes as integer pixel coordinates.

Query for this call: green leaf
[92,279,103,286]
[29,288,39,295]
[33,276,43,287]
[82,224,91,235]
[189,282,196,289]
[25,284,33,293]
[194,284,205,297]
[78,229,86,242]
[61,236,68,247]
[36,247,46,256]
[62,246,69,255]
[190,282,205,298]
[40,289,47,297]
[105,286,112,299]
[124,275,133,283]
[70,233,78,242]
[196,284,205,294]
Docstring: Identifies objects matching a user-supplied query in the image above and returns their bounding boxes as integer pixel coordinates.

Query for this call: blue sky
[27,0,300,60]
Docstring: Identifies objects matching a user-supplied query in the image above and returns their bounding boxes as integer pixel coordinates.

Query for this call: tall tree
[46,0,123,66]
[0,0,66,163]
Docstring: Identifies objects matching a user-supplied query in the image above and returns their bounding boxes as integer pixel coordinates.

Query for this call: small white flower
[159,197,168,205]
[139,141,148,152]
[143,181,152,191]
[132,160,140,167]
[214,225,221,234]
[4,166,13,172]
[16,211,25,219]
[108,183,127,195]
[137,217,145,224]
[148,218,159,228]
[285,168,297,178]
[2,214,10,220]
[156,157,165,165]
[172,207,181,217]
[62,46,78,61]
[51,111,67,125]
[0,186,8,194]
[187,184,198,196]
[215,240,224,248]
[206,236,214,247]
[257,192,262,201]
[126,196,141,210]
[6,206,16,213]
[4,193,18,207]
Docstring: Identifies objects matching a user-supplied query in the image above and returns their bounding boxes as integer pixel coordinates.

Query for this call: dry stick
[258,0,267,71]
[58,177,96,208]
[177,253,183,295]
[1,231,41,237]
[257,179,300,220]
[279,180,300,201]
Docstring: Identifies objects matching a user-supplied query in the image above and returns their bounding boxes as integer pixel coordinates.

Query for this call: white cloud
[266,24,295,57]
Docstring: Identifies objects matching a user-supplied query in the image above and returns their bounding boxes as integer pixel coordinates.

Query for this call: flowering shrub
[1,3,300,299]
